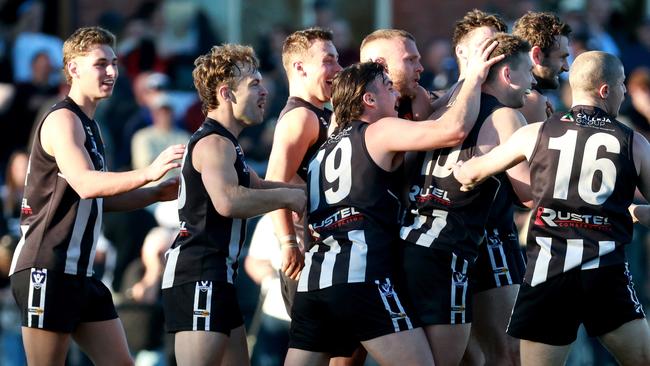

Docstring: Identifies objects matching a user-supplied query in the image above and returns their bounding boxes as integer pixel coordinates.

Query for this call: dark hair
[332,62,386,132]
[485,33,532,82]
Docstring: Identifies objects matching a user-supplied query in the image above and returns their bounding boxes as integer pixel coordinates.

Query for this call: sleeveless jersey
[278,96,331,181]
[485,173,518,236]
[298,120,402,292]
[10,96,106,277]
[525,106,637,286]
[161,118,251,288]
[400,93,502,258]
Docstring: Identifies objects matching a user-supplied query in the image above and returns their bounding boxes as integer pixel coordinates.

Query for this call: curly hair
[62,27,116,84]
[485,33,532,82]
[513,12,572,55]
[452,9,507,50]
[192,44,259,114]
[281,27,333,73]
[331,61,386,132]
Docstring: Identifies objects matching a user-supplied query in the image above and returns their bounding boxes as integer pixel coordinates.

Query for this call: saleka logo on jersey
[409,185,451,206]
[311,207,362,231]
[21,198,32,215]
[179,221,190,237]
[534,207,612,230]
[234,145,250,173]
[31,270,46,289]
[575,112,612,129]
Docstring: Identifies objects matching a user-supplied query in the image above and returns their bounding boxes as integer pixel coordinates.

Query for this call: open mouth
[258,100,266,109]
[524,88,532,95]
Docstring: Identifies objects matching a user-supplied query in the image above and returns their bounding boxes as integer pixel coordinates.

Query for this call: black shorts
[162,280,244,336]
[471,228,526,293]
[289,278,414,357]
[401,243,473,325]
[11,268,118,332]
[507,263,645,346]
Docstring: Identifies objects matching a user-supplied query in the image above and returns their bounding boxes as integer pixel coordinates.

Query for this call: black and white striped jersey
[161,118,250,288]
[400,93,502,258]
[485,172,518,238]
[278,96,331,181]
[10,97,106,277]
[525,106,637,286]
[298,121,402,292]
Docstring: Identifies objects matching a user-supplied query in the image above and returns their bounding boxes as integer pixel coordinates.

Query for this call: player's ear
[500,64,511,84]
[362,92,376,107]
[598,83,609,99]
[67,61,79,80]
[218,85,235,103]
[293,61,305,76]
[530,46,544,66]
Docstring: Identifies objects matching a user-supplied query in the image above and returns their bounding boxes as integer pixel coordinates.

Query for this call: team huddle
[8,7,650,366]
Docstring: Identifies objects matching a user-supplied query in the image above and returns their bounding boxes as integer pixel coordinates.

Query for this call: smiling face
[506,53,536,108]
[535,35,570,89]
[302,39,342,103]
[230,66,268,126]
[69,44,118,100]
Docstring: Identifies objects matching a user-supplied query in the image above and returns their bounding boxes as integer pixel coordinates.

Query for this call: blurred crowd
[0,0,649,365]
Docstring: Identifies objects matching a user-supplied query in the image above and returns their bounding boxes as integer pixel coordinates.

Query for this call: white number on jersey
[548,131,620,205]
[308,138,353,212]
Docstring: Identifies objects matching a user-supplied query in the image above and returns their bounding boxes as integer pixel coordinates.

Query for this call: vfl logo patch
[378,282,394,298]
[198,281,211,292]
[31,270,46,289]
[21,199,33,215]
[179,221,190,237]
[452,271,468,286]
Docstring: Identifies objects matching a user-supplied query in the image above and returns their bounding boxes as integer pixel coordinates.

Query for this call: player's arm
[266,109,320,278]
[453,122,543,191]
[633,132,650,207]
[196,134,306,219]
[104,177,179,212]
[367,39,504,154]
[519,90,551,123]
[629,204,650,227]
[479,108,533,207]
[42,109,184,199]
[250,170,305,190]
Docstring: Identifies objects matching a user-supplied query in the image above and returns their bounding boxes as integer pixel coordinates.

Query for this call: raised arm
[42,108,184,199]
[196,134,305,219]
[366,39,505,154]
[453,122,543,191]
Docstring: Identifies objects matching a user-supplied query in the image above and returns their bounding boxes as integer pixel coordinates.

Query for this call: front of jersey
[400,93,501,258]
[298,121,401,292]
[161,118,250,288]
[10,97,106,277]
[278,96,331,181]
[526,106,637,286]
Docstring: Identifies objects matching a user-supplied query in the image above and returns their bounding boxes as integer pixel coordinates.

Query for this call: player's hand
[451,160,476,192]
[411,85,435,120]
[464,39,505,84]
[155,176,180,201]
[281,246,304,280]
[145,144,185,182]
[285,188,307,218]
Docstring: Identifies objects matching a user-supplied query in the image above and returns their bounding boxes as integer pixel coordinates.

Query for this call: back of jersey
[299,121,401,292]
[526,106,637,286]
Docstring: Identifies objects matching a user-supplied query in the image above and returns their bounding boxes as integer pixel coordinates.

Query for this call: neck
[207,107,244,138]
[288,78,325,109]
[571,94,610,114]
[67,87,99,119]
[481,82,506,103]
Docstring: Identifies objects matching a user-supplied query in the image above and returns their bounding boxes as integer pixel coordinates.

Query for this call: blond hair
[62,27,116,84]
